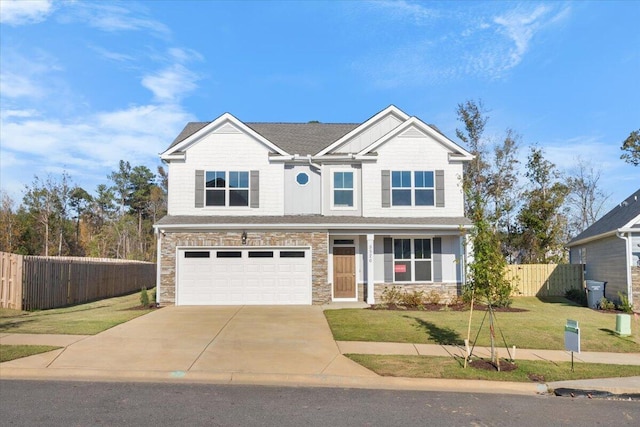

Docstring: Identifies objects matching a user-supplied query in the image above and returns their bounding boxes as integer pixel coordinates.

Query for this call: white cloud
[494,5,551,69]
[355,2,572,87]
[0,0,53,25]
[89,45,136,63]
[0,102,194,198]
[142,64,199,102]
[0,71,44,98]
[70,2,170,38]
[371,0,438,23]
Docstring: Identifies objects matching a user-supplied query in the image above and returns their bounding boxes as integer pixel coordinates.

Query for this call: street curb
[0,367,546,395]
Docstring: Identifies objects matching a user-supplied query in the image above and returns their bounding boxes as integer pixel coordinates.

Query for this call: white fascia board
[155,222,472,232]
[161,113,289,159]
[621,213,640,229]
[161,153,186,161]
[566,230,618,247]
[316,105,410,156]
[358,117,474,158]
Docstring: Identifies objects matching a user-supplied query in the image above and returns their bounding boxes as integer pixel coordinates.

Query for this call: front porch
[327,231,468,304]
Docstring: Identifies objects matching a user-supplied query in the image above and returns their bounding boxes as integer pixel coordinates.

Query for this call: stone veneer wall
[632,266,640,312]
[159,231,329,305]
[372,282,460,304]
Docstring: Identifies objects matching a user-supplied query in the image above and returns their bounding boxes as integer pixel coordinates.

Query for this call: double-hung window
[393,238,432,282]
[414,171,434,206]
[391,171,435,206]
[205,171,249,207]
[333,171,354,208]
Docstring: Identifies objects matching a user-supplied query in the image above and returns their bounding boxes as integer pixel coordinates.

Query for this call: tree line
[457,99,638,265]
[0,161,167,262]
[459,99,637,307]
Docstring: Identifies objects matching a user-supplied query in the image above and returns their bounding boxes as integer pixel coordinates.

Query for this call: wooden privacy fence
[506,264,584,297]
[0,252,156,310]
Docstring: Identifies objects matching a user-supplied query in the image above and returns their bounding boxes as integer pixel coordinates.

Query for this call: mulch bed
[125,304,163,311]
[370,303,527,313]
[469,358,518,372]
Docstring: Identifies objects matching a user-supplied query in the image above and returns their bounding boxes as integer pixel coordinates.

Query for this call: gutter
[616,230,634,306]
[153,223,473,232]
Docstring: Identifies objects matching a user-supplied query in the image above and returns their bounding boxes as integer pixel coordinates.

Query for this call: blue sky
[1,0,638,211]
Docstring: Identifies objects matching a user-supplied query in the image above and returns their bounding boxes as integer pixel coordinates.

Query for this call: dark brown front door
[333,247,356,298]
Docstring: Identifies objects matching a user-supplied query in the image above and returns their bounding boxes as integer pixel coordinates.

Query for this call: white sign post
[564,319,580,372]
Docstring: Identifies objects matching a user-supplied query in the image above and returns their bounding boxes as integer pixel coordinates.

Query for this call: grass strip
[346,354,640,383]
[0,345,61,363]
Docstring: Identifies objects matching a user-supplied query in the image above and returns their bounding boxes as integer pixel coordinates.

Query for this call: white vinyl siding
[167,126,283,216]
[362,132,464,218]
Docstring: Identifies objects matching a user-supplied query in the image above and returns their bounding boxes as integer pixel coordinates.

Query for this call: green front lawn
[0,290,155,335]
[325,297,640,353]
[346,354,640,383]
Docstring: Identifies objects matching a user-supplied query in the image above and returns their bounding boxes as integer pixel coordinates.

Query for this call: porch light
[241,231,247,245]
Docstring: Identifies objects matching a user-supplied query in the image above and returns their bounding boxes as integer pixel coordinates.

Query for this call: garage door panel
[177,248,311,305]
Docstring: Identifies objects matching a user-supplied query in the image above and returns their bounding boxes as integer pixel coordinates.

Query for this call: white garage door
[176,247,312,305]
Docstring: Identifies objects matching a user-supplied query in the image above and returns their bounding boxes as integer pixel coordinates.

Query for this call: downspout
[616,231,633,306]
[305,155,321,170]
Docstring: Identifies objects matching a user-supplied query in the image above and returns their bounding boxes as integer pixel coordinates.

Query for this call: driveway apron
[46,306,346,375]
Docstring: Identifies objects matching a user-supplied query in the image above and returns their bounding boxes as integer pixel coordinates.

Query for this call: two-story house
[154,105,473,306]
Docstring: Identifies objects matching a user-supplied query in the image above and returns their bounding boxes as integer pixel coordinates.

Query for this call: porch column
[366,233,375,304]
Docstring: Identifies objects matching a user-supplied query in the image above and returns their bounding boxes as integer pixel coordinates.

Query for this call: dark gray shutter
[435,170,445,207]
[433,237,442,282]
[250,170,259,208]
[383,237,393,282]
[381,170,390,208]
[195,170,204,208]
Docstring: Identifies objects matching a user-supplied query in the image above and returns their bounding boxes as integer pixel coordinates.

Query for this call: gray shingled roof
[156,215,472,228]
[167,121,359,156]
[568,188,640,245]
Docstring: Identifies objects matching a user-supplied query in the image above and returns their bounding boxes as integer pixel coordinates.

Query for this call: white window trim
[393,237,433,283]
[331,168,357,210]
[390,170,435,207]
[205,170,251,209]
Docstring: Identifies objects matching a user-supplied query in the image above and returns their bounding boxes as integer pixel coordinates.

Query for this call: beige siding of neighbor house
[578,235,628,301]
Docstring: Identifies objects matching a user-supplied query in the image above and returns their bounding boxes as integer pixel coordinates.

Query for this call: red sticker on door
[394,264,406,273]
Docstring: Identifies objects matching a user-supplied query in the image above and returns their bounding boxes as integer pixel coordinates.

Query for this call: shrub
[424,290,442,305]
[380,286,402,305]
[400,290,425,308]
[564,287,587,307]
[140,287,150,307]
[598,297,615,311]
[617,292,633,314]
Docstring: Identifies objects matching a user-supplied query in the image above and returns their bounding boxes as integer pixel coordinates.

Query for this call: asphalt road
[1,380,638,426]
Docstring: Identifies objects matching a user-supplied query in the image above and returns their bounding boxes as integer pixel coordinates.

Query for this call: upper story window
[391,171,434,206]
[206,171,249,207]
[333,171,354,208]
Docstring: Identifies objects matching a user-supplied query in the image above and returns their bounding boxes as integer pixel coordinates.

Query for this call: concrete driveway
[33,306,374,377]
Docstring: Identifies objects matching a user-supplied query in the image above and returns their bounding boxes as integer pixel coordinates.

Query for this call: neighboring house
[567,188,640,310]
[154,105,474,306]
